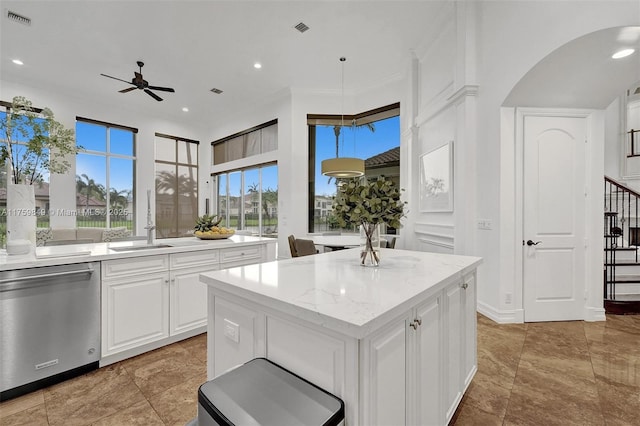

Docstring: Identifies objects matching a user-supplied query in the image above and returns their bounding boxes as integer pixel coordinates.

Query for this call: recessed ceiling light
[182,107,189,112]
[612,48,635,59]
[254,62,262,69]
[12,59,23,65]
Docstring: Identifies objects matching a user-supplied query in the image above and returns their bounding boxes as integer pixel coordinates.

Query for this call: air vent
[210,88,223,94]
[294,22,309,33]
[6,10,31,26]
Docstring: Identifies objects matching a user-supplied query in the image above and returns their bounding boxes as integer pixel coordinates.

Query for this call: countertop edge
[0,237,276,271]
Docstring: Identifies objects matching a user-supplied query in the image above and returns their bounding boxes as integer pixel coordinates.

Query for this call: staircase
[604,176,640,314]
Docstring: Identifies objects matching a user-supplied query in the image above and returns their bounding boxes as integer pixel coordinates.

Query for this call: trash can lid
[198,358,345,426]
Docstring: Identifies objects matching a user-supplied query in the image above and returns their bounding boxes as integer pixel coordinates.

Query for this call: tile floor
[1,314,639,426]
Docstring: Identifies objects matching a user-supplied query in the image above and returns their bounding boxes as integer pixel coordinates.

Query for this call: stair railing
[604,176,640,299]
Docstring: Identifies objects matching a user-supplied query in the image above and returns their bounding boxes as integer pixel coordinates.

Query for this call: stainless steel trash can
[197,358,344,426]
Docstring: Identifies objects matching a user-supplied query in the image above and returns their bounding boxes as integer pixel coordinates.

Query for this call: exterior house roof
[0,182,51,201]
[365,146,400,169]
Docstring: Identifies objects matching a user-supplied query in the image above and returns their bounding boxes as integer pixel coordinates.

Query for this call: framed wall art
[419,141,453,212]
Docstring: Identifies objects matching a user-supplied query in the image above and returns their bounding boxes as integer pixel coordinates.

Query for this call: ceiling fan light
[321,157,365,178]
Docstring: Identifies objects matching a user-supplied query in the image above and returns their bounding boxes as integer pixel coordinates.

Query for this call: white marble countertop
[200,248,482,339]
[0,236,276,271]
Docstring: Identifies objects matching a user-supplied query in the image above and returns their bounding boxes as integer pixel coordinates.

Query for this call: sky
[75,122,134,193]
[314,115,400,196]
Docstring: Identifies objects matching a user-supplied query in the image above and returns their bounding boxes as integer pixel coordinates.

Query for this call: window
[155,133,199,238]
[308,103,400,233]
[75,118,136,231]
[214,164,278,237]
[212,120,277,165]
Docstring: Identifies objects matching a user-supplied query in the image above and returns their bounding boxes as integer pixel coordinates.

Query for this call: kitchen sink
[109,244,173,252]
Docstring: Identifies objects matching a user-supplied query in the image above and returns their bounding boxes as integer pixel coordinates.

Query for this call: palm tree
[77,174,103,209]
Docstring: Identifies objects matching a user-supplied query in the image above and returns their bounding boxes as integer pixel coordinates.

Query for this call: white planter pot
[6,183,36,254]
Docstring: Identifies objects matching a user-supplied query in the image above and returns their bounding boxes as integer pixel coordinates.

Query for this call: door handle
[526,240,541,246]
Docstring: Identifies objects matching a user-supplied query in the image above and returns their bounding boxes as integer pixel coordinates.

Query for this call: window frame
[75,117,137,230]
[154,133,199,238]
[307,103,400,234]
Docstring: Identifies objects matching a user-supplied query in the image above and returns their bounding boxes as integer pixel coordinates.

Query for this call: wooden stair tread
[604,296,640,315]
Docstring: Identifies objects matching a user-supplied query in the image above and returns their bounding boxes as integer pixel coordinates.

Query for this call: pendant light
[321,57,365,178]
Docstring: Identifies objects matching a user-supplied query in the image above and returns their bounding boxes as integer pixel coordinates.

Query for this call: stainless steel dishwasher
[0,262,100,401]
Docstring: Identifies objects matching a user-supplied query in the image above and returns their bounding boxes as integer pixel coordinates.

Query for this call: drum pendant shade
[321,157,365,178]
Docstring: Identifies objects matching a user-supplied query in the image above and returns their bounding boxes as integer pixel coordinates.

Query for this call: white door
[523,114,587,321]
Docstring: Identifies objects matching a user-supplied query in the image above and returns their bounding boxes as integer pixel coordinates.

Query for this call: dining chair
[387,237,397,249]
[288,235,299,257]
[288,235,318,257]
[294,238,319,257]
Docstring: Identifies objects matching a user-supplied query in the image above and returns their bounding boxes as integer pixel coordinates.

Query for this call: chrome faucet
[144,190,155,245]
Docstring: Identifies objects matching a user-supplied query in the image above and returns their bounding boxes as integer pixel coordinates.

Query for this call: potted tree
[0,96,77,253]
[332,176,406,266]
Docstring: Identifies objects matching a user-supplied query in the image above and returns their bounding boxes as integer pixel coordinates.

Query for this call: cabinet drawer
[170,249,219,269]
[102,255,169,279]
[220,246,262,266]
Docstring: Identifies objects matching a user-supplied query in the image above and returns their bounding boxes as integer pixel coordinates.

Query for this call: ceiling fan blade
[147,86,175,93]
[100,73,134,85]
[144,89,163,101]
[119,87,137,93]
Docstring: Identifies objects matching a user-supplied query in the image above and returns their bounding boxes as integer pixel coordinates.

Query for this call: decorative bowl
[195,233,234,240]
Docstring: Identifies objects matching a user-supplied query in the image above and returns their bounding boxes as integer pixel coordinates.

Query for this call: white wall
[604,98,623,179]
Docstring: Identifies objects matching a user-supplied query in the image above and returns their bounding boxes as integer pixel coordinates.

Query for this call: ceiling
[0,1,446,124]
[504,26,640,109]
[3,2,639,126]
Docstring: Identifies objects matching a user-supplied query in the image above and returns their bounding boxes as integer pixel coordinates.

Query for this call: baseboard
[477,301,524,324]
[584,306,606,322]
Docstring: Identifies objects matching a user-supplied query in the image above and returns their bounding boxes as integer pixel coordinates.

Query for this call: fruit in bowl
[194,215,235,238]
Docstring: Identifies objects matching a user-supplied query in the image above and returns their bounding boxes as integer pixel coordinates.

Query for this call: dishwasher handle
[0,267,95,291]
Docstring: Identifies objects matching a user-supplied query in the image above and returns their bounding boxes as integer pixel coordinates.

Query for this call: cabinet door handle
[461,282,469,290]
[409,321,418,330]
[415,318,422,326]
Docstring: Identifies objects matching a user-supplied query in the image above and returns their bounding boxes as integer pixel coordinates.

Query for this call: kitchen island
[200,248,481,426]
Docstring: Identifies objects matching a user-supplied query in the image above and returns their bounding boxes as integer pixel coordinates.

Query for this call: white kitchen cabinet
[413,295,443,426]
[102,251,217,360]
[102,261,170,356]
[102,244,270,365]
[361,315,410,426]
[362,293,442,426]
[463,273,477,388]
[169,250,220,335]
[219,245,262,269]
[444,273,477,423]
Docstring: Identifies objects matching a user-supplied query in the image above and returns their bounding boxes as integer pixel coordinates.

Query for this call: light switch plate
[223,319,240,343]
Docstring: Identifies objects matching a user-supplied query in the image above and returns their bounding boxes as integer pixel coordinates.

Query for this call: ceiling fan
[100,61,175,101]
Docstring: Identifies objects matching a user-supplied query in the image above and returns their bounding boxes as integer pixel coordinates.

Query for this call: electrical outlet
[477,219,493,230]
[505,293,512,304]
[223,319,240,343]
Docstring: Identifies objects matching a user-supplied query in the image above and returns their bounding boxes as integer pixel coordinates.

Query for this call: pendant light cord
[339,57,346,159]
